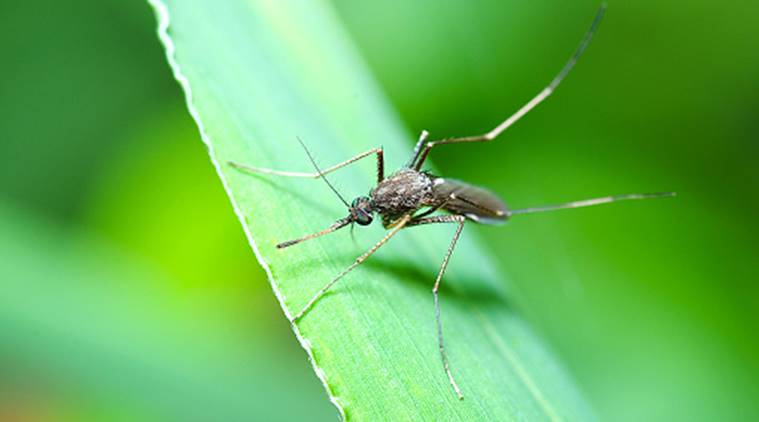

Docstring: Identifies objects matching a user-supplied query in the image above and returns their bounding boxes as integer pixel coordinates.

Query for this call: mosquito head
[349,196,374,226]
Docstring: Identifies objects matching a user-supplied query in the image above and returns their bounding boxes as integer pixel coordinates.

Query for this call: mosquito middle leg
[291,214,411,322]
[407,214,467,400]
[411,5,606,170]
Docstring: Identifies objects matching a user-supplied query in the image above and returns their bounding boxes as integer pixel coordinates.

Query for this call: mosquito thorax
[370,169,434,218]
[350,196,374,226]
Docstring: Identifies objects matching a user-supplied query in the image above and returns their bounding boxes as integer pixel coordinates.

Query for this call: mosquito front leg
[292,214,411,322]
[407,214,467,400]
[229,147,385,183]
[412,5,606,170]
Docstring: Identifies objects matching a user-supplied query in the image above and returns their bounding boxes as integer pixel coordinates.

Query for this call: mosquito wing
[431,177,510,224]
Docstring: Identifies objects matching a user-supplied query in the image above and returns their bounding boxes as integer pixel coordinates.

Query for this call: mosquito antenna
[510,192,676,216]
[296,136,350,207]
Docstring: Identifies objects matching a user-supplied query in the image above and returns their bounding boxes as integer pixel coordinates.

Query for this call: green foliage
[2,0,755,420]
[0,200,333,421]
[150,0,596,419]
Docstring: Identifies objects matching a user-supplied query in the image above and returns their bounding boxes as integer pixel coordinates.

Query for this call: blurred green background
[0,0,756,421]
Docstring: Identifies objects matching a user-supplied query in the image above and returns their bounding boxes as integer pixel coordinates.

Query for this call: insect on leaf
[149,0,597,419]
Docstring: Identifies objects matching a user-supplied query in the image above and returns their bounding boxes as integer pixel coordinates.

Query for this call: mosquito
[229,4,673,400]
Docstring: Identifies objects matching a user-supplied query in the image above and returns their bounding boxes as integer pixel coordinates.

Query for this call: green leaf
[149,0,596,419]
[0,201,334,421]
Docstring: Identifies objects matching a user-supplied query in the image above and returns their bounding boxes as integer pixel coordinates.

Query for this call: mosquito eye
[355,211,372,226]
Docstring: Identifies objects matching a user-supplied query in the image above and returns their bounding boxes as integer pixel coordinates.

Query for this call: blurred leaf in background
[0,1,172,219]
[0,0,756,420]
[0,198,332,421]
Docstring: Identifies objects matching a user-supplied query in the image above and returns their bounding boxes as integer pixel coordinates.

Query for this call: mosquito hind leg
[412,5,606,170]
[405,129,430,168]
[407,214,467,400]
